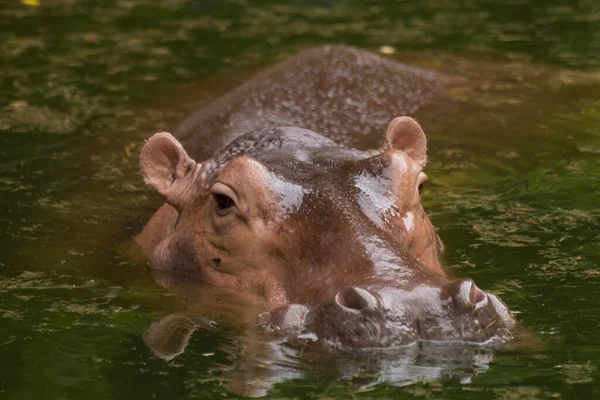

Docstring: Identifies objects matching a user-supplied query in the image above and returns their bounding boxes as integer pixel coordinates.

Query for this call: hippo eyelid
[210,182,238,216]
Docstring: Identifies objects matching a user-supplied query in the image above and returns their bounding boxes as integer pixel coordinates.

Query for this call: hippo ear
[383,117,427,167]
[140,132,197,208]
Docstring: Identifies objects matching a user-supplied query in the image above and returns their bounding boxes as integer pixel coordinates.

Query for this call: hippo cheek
[400,207,443,264]
[151,236,199,275]
[151,235,230,285]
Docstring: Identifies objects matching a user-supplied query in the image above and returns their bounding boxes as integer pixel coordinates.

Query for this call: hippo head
[140,118,438,300]
[139,117,514,345]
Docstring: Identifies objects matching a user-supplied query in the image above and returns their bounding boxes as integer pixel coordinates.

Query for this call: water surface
[1,0,599,398]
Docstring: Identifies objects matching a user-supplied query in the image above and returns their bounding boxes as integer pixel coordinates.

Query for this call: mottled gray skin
[175,45,450,160]
[137,45,515,349]
[310,282,514,349]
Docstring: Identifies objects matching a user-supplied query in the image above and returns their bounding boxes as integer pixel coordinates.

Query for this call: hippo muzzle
[310,279,515,349]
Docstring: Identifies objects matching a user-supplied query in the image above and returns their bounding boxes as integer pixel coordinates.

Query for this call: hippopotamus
[136,45,515,349]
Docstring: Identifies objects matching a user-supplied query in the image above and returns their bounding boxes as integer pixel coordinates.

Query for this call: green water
[1,0,599,398]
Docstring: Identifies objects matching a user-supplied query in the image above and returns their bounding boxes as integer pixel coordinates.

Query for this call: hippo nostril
[448,279,488,311]
[470,285,486,305]
[335,287,377,312]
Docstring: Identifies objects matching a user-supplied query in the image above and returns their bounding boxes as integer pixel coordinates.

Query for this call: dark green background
[1,0,599,398]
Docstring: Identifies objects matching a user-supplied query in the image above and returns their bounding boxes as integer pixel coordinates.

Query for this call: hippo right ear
[140,132,198,209]
[383,117,427,168]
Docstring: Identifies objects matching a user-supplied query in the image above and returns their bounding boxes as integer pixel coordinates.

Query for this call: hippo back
[175,45,452,160]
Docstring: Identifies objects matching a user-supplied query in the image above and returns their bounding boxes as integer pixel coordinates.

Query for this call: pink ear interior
[384,117,428,167]
[140,132,197,206]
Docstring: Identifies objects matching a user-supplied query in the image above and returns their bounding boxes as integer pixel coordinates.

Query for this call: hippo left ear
[383,117,427,167]
[140,132,198,209]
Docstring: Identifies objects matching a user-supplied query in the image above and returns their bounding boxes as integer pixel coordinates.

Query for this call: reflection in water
[2,0,600,397]
[144,314,215,362]
[144,271,499,397]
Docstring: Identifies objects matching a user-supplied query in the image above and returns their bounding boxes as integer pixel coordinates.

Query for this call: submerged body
[137,45,515,348]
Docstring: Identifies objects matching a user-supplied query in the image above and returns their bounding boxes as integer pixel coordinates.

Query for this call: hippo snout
[313,280,516,349]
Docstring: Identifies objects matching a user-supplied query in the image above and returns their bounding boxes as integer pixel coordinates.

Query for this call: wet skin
[136,46,515,348]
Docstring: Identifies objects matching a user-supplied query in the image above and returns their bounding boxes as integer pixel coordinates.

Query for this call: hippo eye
[211,182,238,216]
[213,193,234,210]
[417,172,428,196]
